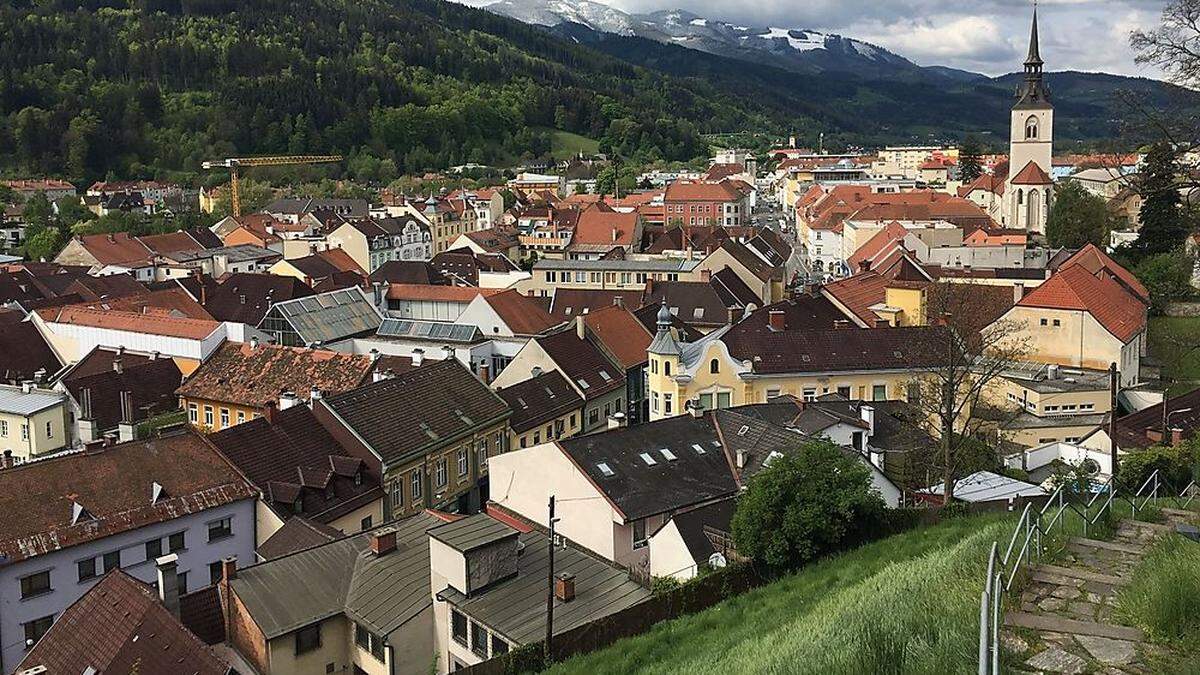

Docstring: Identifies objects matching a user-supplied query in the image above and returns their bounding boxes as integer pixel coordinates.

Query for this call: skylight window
[577,378,590,389]
[597,462,615,477]
[599,370,612,382]
[639,452,658,466]
[692,443,706,454]
[737,425,749,436]
[660,448,678,461]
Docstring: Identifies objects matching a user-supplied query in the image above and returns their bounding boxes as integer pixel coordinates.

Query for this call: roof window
[639,452,658,466]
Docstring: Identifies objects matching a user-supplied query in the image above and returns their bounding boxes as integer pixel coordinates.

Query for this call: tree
[1135,143,1188,257]
[1134,251,1195,314]
[907,282,1031,502]
[24,227,64,261]
[731,439,885,569]
[1131,0,1200,90]
[21,192,53,232]
[211,178,273,218]
[958,136,985,184]
[1045,181,1114,249]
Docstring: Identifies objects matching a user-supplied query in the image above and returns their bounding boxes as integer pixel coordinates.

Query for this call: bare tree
[1131,0,1200,90]
[907,282,1031,502]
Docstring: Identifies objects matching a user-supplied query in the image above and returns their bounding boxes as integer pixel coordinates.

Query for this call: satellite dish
[708,552,727,569]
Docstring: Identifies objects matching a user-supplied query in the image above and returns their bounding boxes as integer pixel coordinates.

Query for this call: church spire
[1025,5,1042,66]
[1014,4,1051,109]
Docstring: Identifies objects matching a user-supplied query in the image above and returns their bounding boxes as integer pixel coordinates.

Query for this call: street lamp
[1163,406,1194,444]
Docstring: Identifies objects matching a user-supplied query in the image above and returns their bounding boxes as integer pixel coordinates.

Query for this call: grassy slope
[1116,535,1200,673]
[548,513,1013,675]
[541,128,602,161]
[1148,316,1200,396]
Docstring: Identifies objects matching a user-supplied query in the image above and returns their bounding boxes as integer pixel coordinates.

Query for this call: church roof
[1010,161,1053,185]
[1026,8,1043,65]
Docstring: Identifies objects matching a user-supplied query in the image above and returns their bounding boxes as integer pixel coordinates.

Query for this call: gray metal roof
[229,512,442,639]
[269,287,382,345]
[925,470,1046,503]
[439,529,652,645]
[166,244,280,263]
[0,386,65,416]
[429,514,518,552]
[533,258,700,272]
[377,319,480,343]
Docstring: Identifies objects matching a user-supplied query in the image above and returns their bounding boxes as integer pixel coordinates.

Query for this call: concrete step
[1118,518,1173,533]
[1004,611,1144,641]
[1067,537,1144,555]
[1160,507,1197,519]
[1030,564,1127,587]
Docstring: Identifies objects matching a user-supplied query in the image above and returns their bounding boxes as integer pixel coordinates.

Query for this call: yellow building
[986,364,1112,448]
[493,370,585,450]
[0,384,70,462]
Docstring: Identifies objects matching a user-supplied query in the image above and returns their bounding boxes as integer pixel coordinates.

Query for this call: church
[960,9,1055,234]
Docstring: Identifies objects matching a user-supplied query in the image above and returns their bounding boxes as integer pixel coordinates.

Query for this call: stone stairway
[1000,508,1196,674]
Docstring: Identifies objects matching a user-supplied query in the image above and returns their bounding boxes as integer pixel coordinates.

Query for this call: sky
[577,0,1171,78]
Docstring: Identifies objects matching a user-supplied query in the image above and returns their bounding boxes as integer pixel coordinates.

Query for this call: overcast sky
[577,0,1171,78]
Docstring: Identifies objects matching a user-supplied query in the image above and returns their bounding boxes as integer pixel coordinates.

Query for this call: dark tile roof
[664,498,736,564]
[719,239,779,283]
[558,415,739,520]
[0,320,62,382]
[722,325,945,374]
[17,570,230,675]
[538,328,625,400]
[321,359,509,465]
[177,342,374,408]
[710,407,812,479]
[710,267,762,308]
[205,405,382,524]
[548,288,642,321]
[723,293,857,341]
[230,512,443,639]
[496,370,584,434]
[60,347,183,431]
[368,260,448,286]
[1111,387,1200,451]
[0,432,256,563]
[633,303,704,342]
[288,249,364,279]
[203,272,315,324]
[257,516,343,560]
[179,585,226,645]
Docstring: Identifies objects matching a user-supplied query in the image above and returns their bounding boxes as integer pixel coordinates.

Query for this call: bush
[1117,536,1200,642]
[1117,443,1199,493]
[730,440,886,569]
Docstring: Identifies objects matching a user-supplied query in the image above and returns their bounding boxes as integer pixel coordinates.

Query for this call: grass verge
[1116,534,1200,673]
[540,128,600,161]
[546,513,1013,675]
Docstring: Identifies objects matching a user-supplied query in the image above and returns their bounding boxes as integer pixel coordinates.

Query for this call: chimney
[309,387,323,405]
[478,360,491,383]
[531,366,543,378]
[768,310,785,332]
[1046,364,1060,380]
[221,556,237,582]
[264,400,278,423]
[860,404,875,436]
[859,260,871,273]
[607,412,627,430]
[250,336,259,350]
[370,527,397,556]
[700,268,712,282]
[736,450,747,470]
[155,554,181,618]
[279,391,300,410]
[611,227,618,243]
[688,399,703,418]
[575,315,586,340]
[443,345,454,360]
[0,450,13,470]
[555,572,576,602]
[20,381,34,394]
[118,391,136,443]
[833,319,851,330]
[613,295,623,308]
[369,348,381,362]
[411,348,425,367]
[1146,428,1164,443]
[1171,428,1184,446]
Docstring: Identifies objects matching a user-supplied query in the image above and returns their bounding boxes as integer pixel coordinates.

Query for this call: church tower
[1005,7,1054,234]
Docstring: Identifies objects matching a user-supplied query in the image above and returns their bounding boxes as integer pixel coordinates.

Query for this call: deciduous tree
[1046,181,1114,249]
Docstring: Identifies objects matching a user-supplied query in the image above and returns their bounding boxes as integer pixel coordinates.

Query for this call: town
[0,2,1199,674]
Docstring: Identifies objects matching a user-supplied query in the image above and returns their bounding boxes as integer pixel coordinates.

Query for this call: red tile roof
[139,231,206,255]
[1010,161,1054,185]
[71,232,153,266]
[1017,264,1147,342]
[0,433,256,563]
[571,203,640,247]
[664,180,744,202]
[847,221,908,270]
[484,289,561,335]
[177,342,373,407]
[822,272,890,325]
[1058,243,1150,306]
[703,163,745,181]
[385,284,502,302]
[584,305,652,369]
[37,305,222,340]
[81,287,215,320]
[17,570,230,675]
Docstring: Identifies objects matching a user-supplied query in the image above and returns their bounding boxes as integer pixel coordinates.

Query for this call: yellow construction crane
[201,155,343,217]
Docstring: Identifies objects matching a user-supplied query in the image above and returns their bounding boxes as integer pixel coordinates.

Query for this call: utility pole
[1109,362,1119,475]
[544,495,558,665]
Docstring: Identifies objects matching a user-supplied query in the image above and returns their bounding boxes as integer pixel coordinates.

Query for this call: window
[1025,115,1039,139]
[457,447,469,477]
[209,561,224,585]
[1052,319,1061,327]
[837,386,851,399]
[471,621,489,657]
[663,393,673,415]
[145,538,163,561]
[45,421,52,438]
[168,531,185,552]
[663,361,671,376]
[717,392,732,409]
[1039,318,1048,326]
[589,408,599,425]
[802,388,817,402]
[520,435,528,449]
[236,410,246,424]
[650,359,657,375]
[103,550,121,573]
[872,385,887,401]
[492,635,509,656]
[710,359,720,374]
[203,406,213,426]
[766,388,781,400]
[435,458,448,488]
[20,570,51,599]
[355,622,370,649]
[451,609,468,646]
[651,392,659,413]
[295,623,321,654]
[389,480,403,514]
[0,419,7,436]
[219,408,230,428]
[177,571,189,594]
[23,615,53,649]
[207,517,233,542]
[411,470,422,502]
[77,558,97,582]
[632,519,648,549]
[697,393,712,411]
[21,423,28,441]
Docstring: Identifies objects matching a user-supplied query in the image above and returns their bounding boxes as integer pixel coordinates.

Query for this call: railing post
[979,590,990,675]
[992,571,1001,675]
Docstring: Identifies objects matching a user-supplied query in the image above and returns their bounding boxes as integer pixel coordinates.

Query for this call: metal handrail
[1182,481,1198,508]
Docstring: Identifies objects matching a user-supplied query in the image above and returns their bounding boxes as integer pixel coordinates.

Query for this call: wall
[325,226,370,273]
[266,615,350,675]
[511,407,582,450]
[648,519,699,580]
[181,397,260,433]
[328,499,385,535]
[225,583,270,674]
[0,498,255,673]
[254,500,287,549]
[0,404,69,463]
[1001,306,1138,386]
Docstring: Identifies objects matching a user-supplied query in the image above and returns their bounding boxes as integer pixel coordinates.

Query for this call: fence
[976,469,1198,674]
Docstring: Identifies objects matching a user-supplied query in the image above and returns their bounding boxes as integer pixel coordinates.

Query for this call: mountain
[484,0,982,82]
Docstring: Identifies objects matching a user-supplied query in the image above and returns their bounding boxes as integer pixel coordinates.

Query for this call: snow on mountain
[484,0,639,35]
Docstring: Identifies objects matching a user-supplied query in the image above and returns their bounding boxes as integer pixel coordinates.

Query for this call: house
[663,180,750,227]
[54,231,216,280]
[449,227,521,261]
[990,363,1112,449]
[261,198,369,224]
[382,284,501,321]
[1004,441,1117,484]
[995,264,1147,386]
[313,359,510,519]
[584,305,654,424]
[1,179,76,203]
[455,289,560,340]
[923,470,1046,505]
[432,247,527,288]
[178,341,375,431]
[429,512,652,673]
[0,432,257,673]
[1079,387,1200,454]
[0,321,62,384]
[222,513,444,675]
[692,239,785,305]
[547,288,642,321]
[269,248,365,288]
[495,369,585,450]
[448,188,505,229]
[32,304,226,375]
[519,257,701,297]
[16,569,235,675]
[53,346,183,444]
[325,216,432,272]
[642,268,761,332]
[204,404,385,549]
[202,272,315,325]
[490,322,627,434]
[155,244,281,280]
[0,383,70,462]
[565,203,642,259]
[256,287,382,348]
